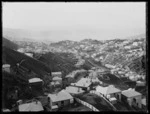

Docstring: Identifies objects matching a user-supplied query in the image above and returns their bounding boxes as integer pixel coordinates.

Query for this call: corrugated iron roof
[96,85,121,95]
[122,89,142,98]
[65,86,85,94]
[52,77,62,81]
[75,78,92,87]
[48,90,73,102]
[19,101,44,112]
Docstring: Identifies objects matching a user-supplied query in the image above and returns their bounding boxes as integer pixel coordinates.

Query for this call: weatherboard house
[51,72,62,78]
[29,78,44,96]
[48,90,74,110]
[70,78,92,91]
[121,89,142,108]
[96,85,121,103]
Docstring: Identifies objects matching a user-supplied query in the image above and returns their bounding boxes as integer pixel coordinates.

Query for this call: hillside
[37,52,78,75]
[2,46,52,78]
[128,55,146,75]
[3,37,19,50]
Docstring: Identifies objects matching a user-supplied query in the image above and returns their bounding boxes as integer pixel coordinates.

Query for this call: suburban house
[2,109,11,112]
[2,64,11,73]
[29,78,44,96]
[29,78,43,85]
[70,78,92,91]
[18,100,44,112]
[65,86,85,95]
[48,90,74,111]
[121,89,142,108]
[51,72,62,78]
[52,77,62,82]
[96,85,122,103]
[136,81,146,86]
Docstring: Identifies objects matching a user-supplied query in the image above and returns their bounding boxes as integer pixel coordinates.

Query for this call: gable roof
[19,101,44,112]
[74,78,92,87]
[121,89,142,98]
[48,90,73,102]
[96,85,121,95]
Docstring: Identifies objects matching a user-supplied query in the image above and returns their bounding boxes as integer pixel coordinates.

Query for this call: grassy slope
[3,46,51,78]
[76,93,113,111]
[38,52,78,75]
[3,37,19,50]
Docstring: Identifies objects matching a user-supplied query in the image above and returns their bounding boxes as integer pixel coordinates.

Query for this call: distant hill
[80,39,103,45]
[124,33,146,39]
[3,37,19,50]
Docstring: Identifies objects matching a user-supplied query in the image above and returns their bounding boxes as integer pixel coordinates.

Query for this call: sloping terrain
[38,52,77,75]
[76,93,113,111]
[128,55,146,75]
[2,71,31,109]
[2,46,51,78]
[3,37,19,50]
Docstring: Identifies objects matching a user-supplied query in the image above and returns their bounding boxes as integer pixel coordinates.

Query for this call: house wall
[3,67,10,73]
[106,92,121,101]
[127,95,142,108]
[51,99,72,108]
[113,92,121,101]
[64,100,70,106]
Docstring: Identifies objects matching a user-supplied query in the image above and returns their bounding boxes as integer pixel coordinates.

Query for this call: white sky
[2,2,146,41]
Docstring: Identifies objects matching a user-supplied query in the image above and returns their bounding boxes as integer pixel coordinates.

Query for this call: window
[70,98,74,103]
[133,98,136,103]
[61,101,64,106]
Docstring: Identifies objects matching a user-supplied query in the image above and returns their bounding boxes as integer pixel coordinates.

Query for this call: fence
[90,90,117,111]
[75,97,99,112]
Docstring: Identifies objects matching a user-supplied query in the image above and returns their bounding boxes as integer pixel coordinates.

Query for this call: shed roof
[2,64,10,68]
[48,90,73,102]
[109,97,117,101]
[121,89,142,98]
[29,78,43,83]
[19,101,44,112]
[65,86,85,94]
[52,72,62,76]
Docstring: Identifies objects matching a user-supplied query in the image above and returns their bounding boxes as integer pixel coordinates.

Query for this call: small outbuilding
[2,64,11,73]
[121,89,142,108]
[48,90,74,110]
[71,78,92,91]
[96,85,121,101]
